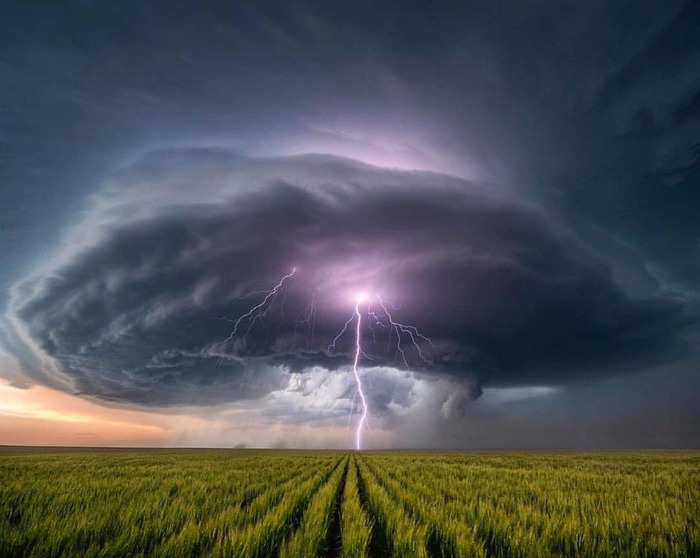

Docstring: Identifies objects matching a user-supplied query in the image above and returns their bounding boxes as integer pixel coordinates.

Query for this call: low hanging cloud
[4,150,693,407]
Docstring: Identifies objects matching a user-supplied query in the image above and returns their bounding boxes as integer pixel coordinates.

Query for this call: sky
[0,0,698,449]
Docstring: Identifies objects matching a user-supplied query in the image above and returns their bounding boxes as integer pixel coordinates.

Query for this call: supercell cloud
[1,0,699,447]
[6,150,692,406]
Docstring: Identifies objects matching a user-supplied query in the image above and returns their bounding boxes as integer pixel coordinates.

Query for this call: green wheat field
[1,448,698,557]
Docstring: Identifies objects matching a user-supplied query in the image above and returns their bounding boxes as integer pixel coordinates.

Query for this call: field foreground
[1,449,698,557]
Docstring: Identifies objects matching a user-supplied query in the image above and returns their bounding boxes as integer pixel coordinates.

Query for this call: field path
[339,455,372,558]
[355,454,415,557]
[276,454,348,557]
[322,456,348,558]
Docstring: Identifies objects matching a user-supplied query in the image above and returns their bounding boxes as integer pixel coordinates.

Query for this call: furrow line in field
[219,455,345,558]
[238,463,311,509]
[340,455,371,558]
[383,459,534,557]
[360,455,487,557]
[355,454,427,557]
[278,454,349,557]
[234,459,331,528]
[321,455,349,558]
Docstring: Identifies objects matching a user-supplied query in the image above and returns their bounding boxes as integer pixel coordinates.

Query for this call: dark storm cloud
[2,0,698,297]
[392,358,700,449]
[6,152,694,405]
[0,0,698,449]
[532,0,700,292]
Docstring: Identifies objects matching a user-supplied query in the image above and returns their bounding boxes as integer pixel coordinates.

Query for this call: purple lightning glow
[375,298,434,368]
[219,270,433,450]
[331,292,434,450]
[352,297,368,450]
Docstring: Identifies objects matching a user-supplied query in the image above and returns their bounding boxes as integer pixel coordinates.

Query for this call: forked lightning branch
[218,269,434,450]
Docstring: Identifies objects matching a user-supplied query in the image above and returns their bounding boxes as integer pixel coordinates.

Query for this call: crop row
[1,449,698,557]
[1,450,346,557]
[355,451,700,557]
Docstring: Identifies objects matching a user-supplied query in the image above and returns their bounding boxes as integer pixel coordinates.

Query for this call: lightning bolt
[352,300,368,451]
[217,268,296,348]
[375,297,434,368]
[295,292,317,345]
[330,293,433,450]
[217,269,434,451]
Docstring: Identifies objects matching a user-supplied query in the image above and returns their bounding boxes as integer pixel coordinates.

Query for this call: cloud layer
[5,151,693,406]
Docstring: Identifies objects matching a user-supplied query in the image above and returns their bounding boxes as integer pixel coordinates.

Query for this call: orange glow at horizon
[0,377,385,449]
[0,379,172,446]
